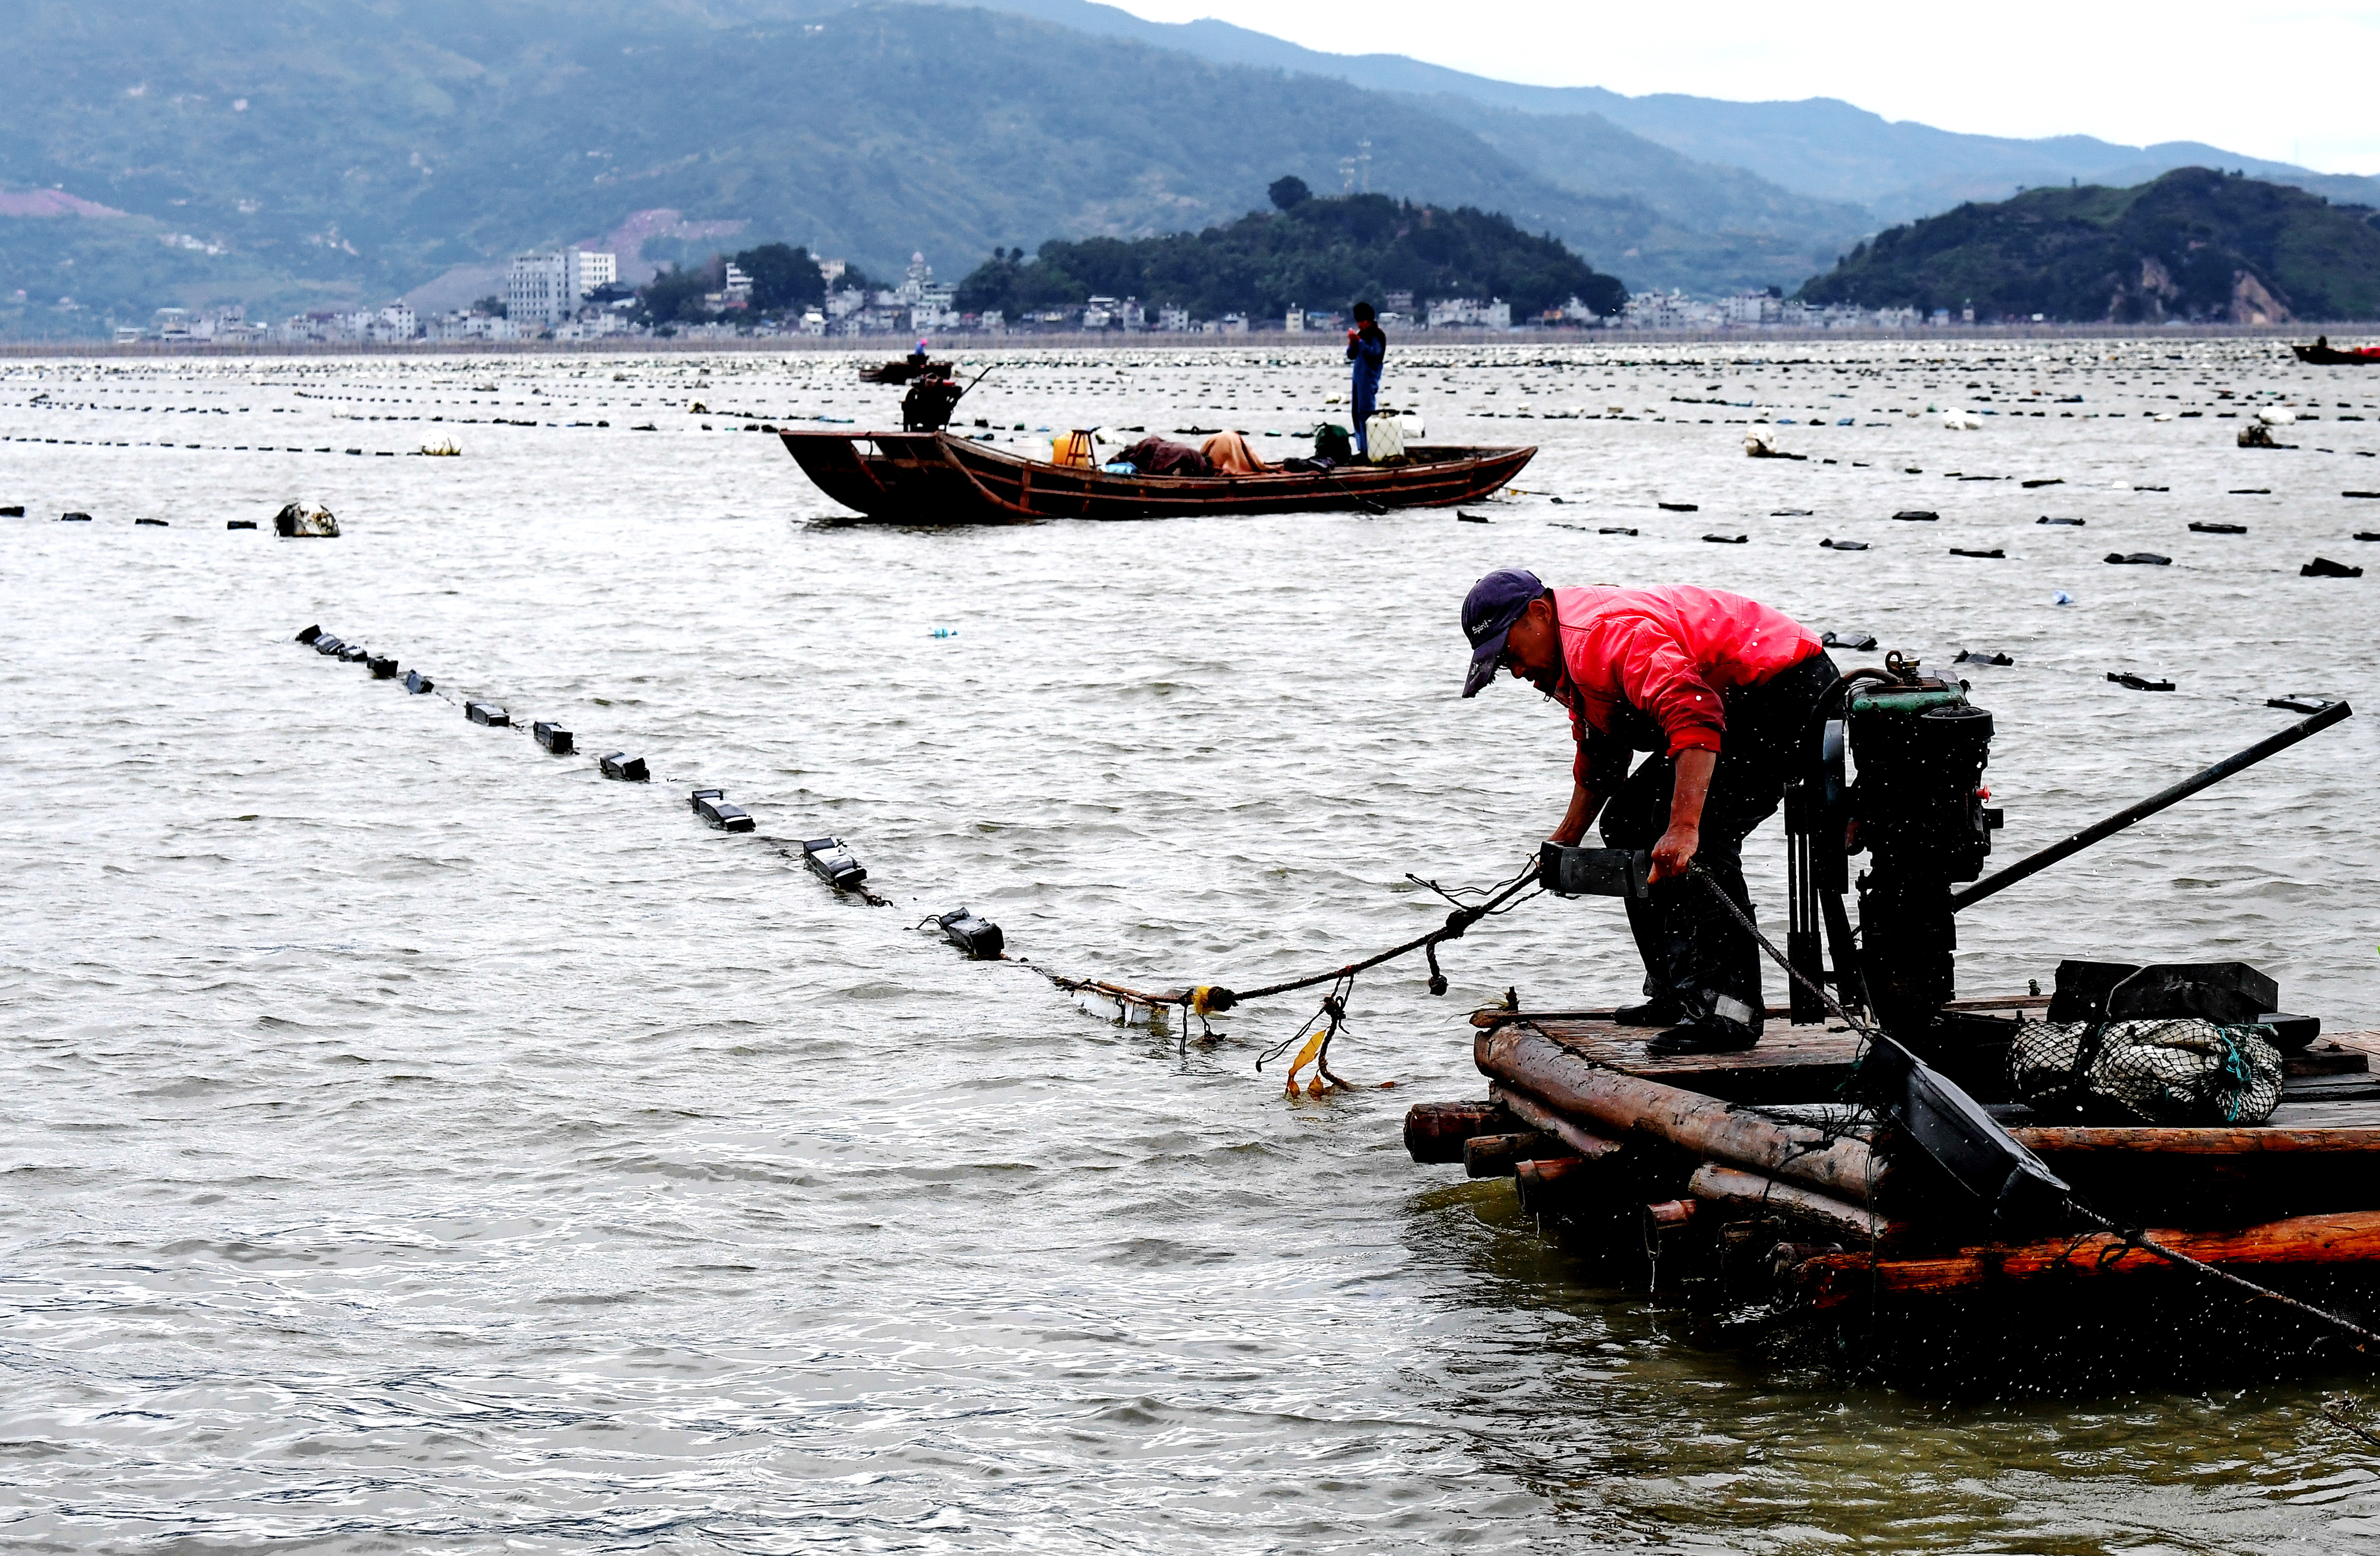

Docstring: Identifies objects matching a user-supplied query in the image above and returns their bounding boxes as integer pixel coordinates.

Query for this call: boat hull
[779,429,1535,523]
[2292,344,2380,366]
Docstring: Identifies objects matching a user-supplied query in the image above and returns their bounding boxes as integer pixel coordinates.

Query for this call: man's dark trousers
[1597,651,1839,1032]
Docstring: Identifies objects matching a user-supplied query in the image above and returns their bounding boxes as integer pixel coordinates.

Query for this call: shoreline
[0,321,2352,361]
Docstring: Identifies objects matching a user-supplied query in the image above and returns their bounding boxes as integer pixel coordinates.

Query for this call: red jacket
[1550,585,1822,769]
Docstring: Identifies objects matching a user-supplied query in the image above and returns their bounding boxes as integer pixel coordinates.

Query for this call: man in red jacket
[1460,569,1837,1054]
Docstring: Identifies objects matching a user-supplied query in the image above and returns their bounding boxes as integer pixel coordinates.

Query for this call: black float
[689,788,754,832]
[367,654,399,679]
[465,700,510,727]
[404,670,435,695]
[599,752,649,782]
[936,907,1005,960]
[801,836,868,891]
[532,721,574,754]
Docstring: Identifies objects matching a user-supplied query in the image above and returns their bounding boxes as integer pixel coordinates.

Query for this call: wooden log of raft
[1516,1156,1601,1217]
[1477,1023,1882,1205]
[1404,1100,1517,1164]
[1488,1085,1629,1162]
[2011,1126,2380,1156]
[1464,1131,1573,1179]
[1790,1207,2380,1308]
[1686,1162,1890,1246]
[2011,1124,2380,1226]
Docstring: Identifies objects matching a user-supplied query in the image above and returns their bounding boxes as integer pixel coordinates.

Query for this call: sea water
[3,338,2378,1550]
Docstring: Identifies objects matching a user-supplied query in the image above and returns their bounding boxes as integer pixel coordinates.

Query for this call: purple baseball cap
[1460,567,1544,697]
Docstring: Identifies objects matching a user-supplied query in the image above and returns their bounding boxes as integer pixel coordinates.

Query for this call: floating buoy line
[282,622,1540,1092]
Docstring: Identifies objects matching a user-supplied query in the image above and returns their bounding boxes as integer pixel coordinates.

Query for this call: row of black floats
[292,624,1002,960]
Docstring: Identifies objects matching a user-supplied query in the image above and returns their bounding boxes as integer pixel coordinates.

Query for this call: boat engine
[901,367,965,433]
[1787,651,2002,1039]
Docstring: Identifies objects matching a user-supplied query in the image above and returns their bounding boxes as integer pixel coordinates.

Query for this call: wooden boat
[1410,998,2380,1376]
[2292,341,2380,365]
[778,428,1534,524]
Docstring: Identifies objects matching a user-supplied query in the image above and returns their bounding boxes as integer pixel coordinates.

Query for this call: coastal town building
[1427,297,1512,330]
[425,310,522,342]
[1720,291,1784,325]
[506,249,619,330]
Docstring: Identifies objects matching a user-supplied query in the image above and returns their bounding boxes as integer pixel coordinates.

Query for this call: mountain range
[0,0,2371,336]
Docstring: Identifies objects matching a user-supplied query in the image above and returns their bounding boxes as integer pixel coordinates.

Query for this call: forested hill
[955,193,1626,321]
[0,0,1847,335]
[1796,169,2380,322]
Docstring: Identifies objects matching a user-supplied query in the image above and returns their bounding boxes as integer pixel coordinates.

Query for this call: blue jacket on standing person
[1346,301,1386,457]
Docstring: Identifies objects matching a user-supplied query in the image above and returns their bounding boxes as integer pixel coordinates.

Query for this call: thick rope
[1032,859,1540,1018]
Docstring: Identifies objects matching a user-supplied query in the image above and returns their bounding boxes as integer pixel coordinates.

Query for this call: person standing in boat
[1458,569,1837,1056]
[1346,301,1386,460]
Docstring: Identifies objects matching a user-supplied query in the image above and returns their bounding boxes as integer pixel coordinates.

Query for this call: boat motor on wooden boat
[1790,651,2002,1042]
[1777,660,2352,1058]
[900,365,967,433]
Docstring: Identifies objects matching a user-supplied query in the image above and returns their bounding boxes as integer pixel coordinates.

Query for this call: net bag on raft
[2007,1017,2284,1125]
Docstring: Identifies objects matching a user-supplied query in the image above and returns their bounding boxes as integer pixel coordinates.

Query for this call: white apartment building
[1719,291,1783,325]
[572,250,617,295]
[506,250,618,329]
[1427,297,1511,330]
[506,253,571,329]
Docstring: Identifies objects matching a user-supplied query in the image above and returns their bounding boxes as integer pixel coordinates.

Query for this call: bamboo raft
[1410,998,2380,1370]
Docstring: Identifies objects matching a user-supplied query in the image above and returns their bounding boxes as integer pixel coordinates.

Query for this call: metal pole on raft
[1948,699,2353,914]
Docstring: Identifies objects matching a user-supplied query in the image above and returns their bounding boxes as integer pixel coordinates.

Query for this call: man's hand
[1649,747,1716,883]
[1548,778,1598,849]
[1649,821,1700,883]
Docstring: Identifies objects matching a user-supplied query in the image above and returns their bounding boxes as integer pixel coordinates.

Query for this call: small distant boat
[858,350,950,385]
[2292,338,2380,366]
[419,439,460,456]
[779,429,1535,524]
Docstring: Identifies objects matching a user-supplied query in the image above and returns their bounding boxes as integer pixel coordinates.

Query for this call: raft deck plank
[1478,1015,2374,1112]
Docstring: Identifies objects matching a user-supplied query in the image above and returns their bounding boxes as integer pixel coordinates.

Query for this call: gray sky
[1114,0,2378,175]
